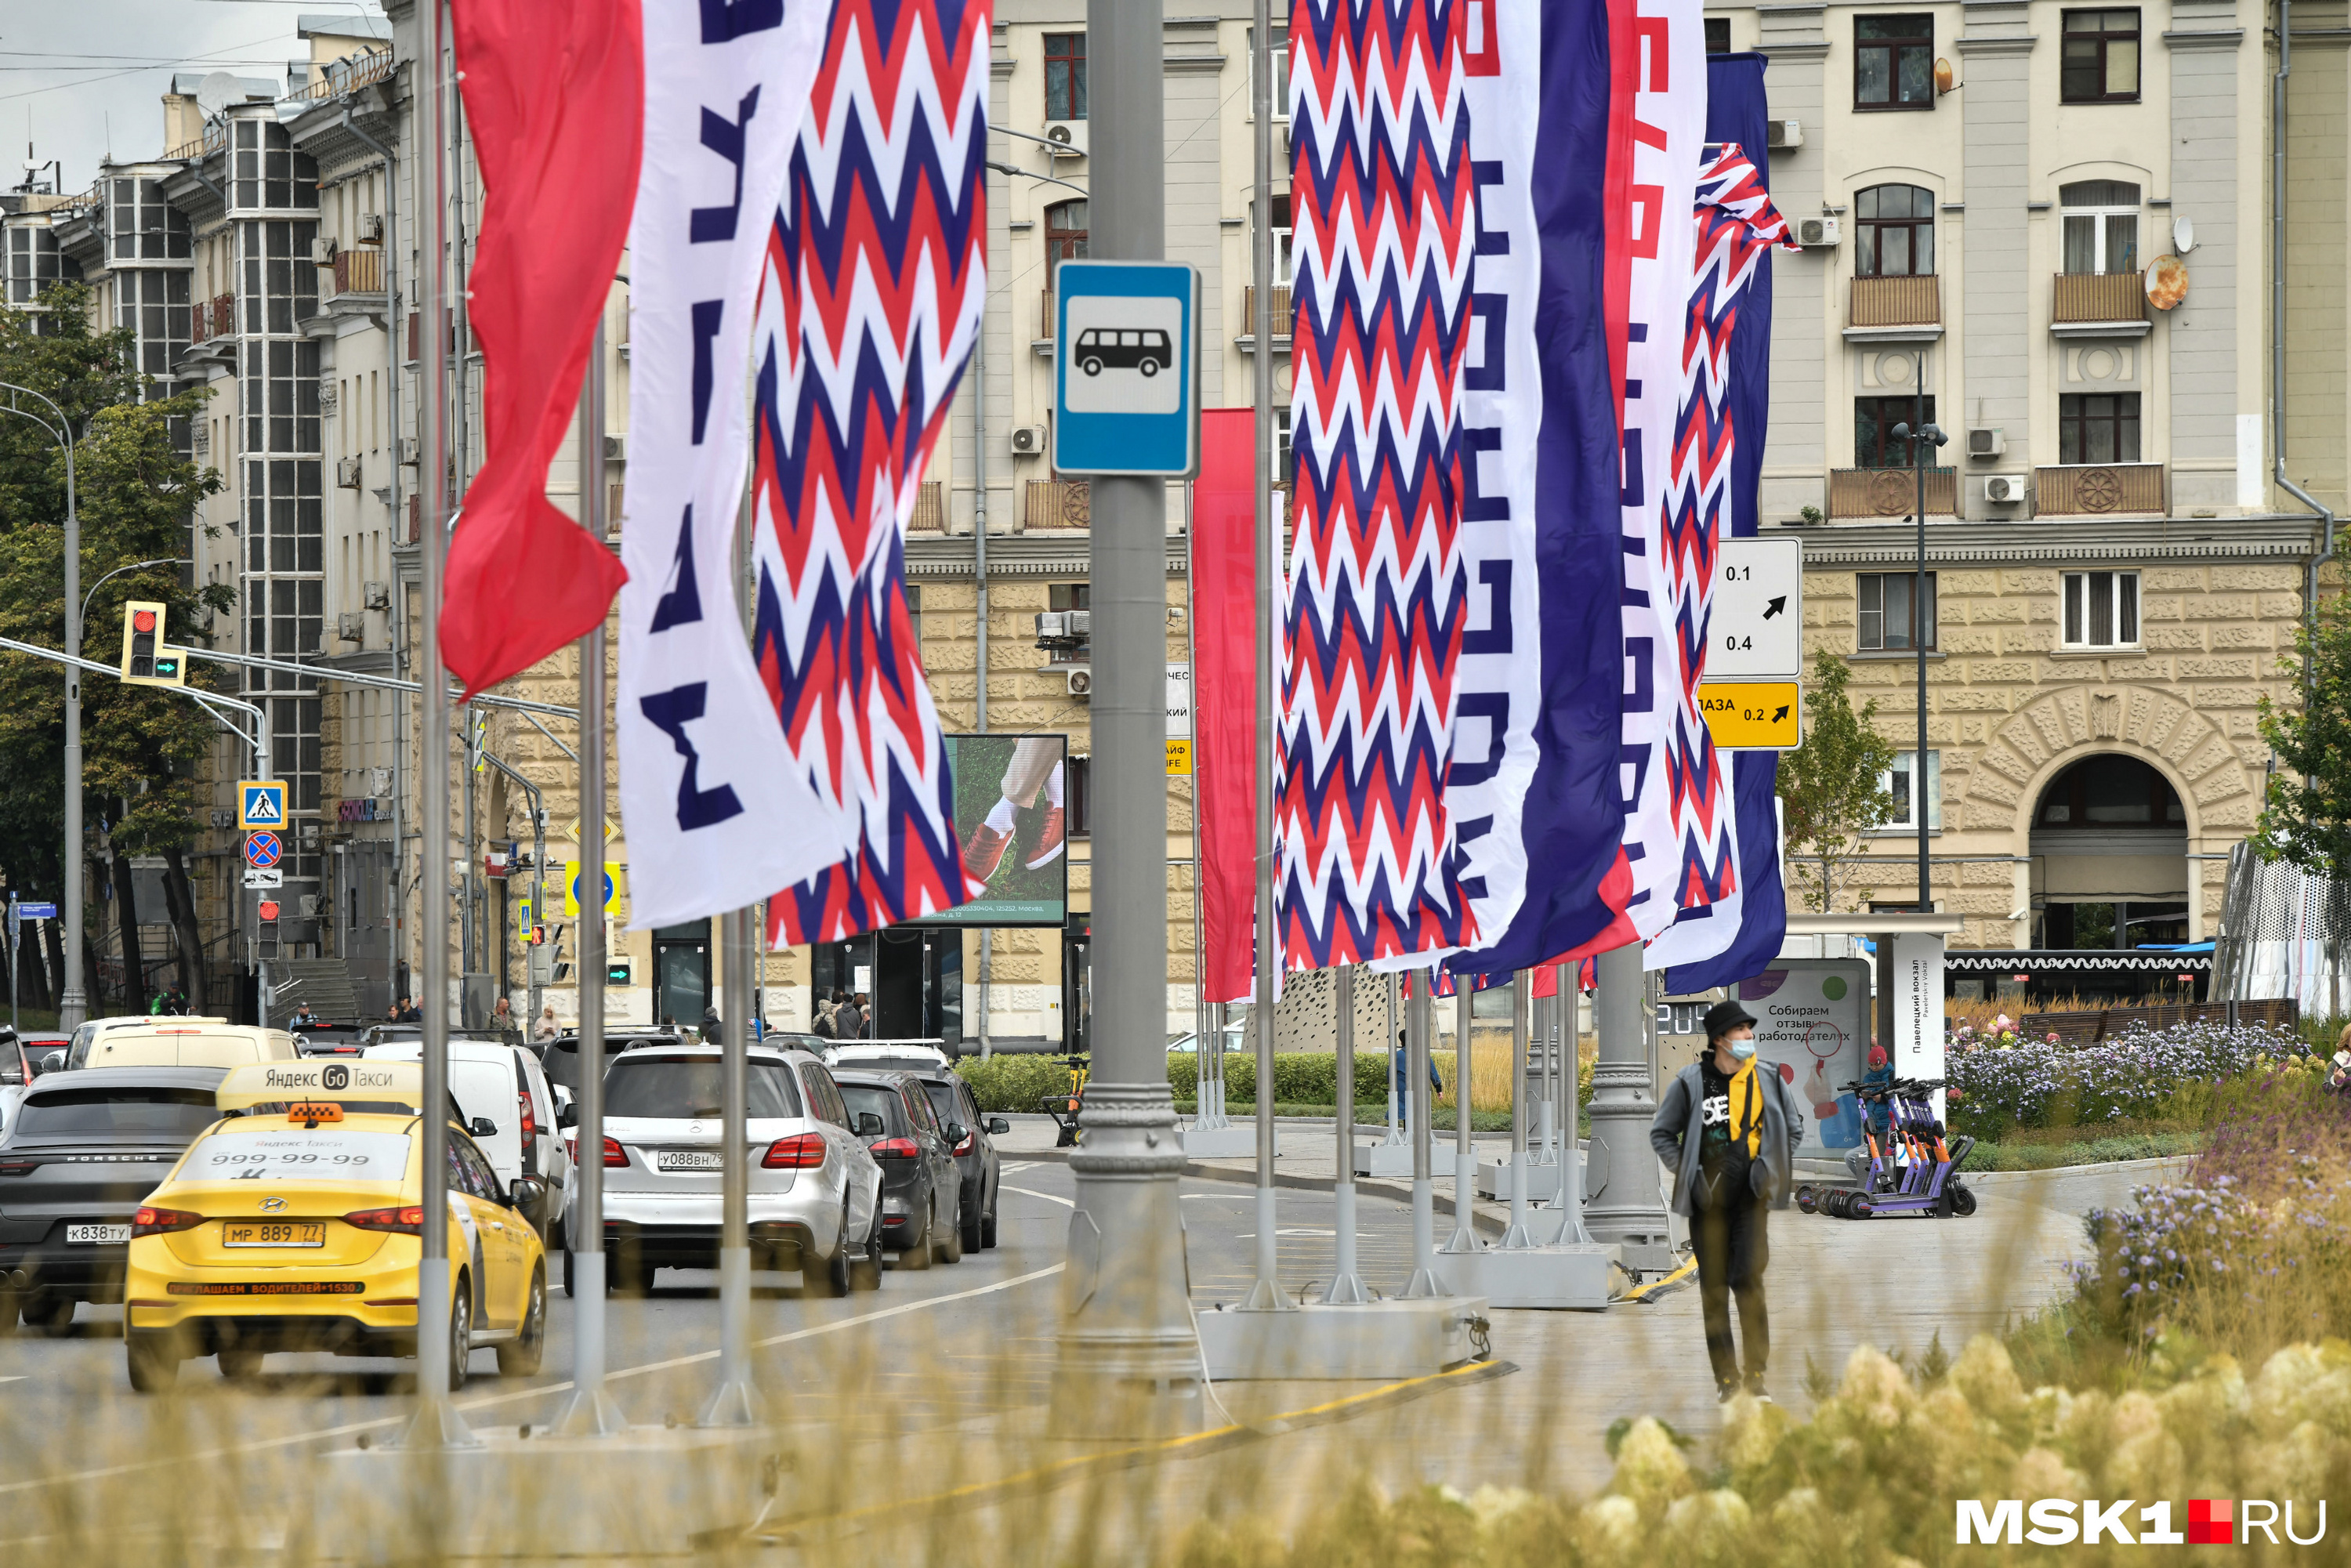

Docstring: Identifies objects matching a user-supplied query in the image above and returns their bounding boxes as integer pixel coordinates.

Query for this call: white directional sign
[1708,538,1804,679]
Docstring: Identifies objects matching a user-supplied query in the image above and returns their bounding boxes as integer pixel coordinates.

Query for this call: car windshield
[604,1059,802,1121]
[15,1086,221,1138]
[839,1055,943,1073]
[183,1124,412,1182]
[838,1083,902,1135]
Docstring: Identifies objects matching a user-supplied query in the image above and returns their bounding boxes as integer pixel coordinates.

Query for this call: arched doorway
[2028,752,2190,952]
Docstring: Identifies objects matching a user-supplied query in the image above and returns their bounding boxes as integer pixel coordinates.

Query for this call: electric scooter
[1795,1077,1977,1218]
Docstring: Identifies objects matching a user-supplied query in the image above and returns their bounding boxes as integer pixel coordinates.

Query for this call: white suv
[363,1038,569,1242]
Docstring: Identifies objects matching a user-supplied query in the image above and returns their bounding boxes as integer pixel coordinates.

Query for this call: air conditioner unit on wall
[357,212,384,243]
[1968,427,2005,458]
[336,611,364,642]
[397,436,418,466]
[1764,118,1802,150]
[1010,425,1048,457]
[335,454,363,488]
[603,434,625,462]
[310,236,337,265]
[1067,667,1092,697]
[1795,215,1841,248]
[364,580,390,610]
[1983,474,2028,505]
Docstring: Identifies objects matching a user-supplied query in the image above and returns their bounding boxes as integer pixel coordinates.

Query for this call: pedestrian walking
[1650,999,1804,1404]
[1393,1028,1444,1132]
[534,1005,560,1044]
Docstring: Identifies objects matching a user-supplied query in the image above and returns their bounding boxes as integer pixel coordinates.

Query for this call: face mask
[1729,1038,1757,1061]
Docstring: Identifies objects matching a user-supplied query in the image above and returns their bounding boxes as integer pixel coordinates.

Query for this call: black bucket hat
[1703,999,1758,1041]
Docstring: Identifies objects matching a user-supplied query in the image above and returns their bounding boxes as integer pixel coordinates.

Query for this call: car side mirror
[38,1052,63,1075]
[987,1117,1010,1135]
[944,1123,968,1147]
[469,1116,498,1138]
[854,1111,885,1138]
[557,1103,578,1130]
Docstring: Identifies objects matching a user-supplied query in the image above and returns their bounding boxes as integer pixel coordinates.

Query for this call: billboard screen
[918,733,1070,927]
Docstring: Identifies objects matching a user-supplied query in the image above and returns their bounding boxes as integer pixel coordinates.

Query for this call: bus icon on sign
[1074,328,1172,378]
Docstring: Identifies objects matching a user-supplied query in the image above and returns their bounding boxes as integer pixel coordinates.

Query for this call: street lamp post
[0,382,85,1031]
[1891,375,1947,914]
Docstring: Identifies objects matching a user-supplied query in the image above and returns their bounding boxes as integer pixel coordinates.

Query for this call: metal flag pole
[701,904,760,1425]
[559,312,625,1438]
[1441,985,1480,1252]
[1320,965,1369,1302]
[1534,985,1556,1167]
[1499,971,1532,1248]
[1544,960,1597,1246]
[1400,972,1444,1297]
[1382,969,1402,1146]
[404,0,473,1448]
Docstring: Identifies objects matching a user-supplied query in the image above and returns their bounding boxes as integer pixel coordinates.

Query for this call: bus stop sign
[1051,259,1201,477]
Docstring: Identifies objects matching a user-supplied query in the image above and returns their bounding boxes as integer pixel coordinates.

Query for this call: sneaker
[961,822,1011,885]
[1744,1376,1773,1403]
[1025,806,1067,870]
[1716,1384,1740,1404]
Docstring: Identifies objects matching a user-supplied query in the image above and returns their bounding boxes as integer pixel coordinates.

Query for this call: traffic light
[607,958,632,987]
[120,600,185,688]
[255,897,280,961]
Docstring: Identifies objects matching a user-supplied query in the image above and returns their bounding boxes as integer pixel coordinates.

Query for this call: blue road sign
[238,780,286,829]
[245,830,282,869]
[1051,260,1201,477]
[14,902,55,919]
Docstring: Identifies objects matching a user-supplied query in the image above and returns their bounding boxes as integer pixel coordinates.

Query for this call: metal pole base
[1320,1178,1370,1304]
[1500,1156,1533,1250]
[1441,1149,1482,1253]
[556,1250,626,1437]
[556,1386,630,1439]
[698,1245,763,1428]
[401,1393,482,1450]
[1403,1175,1448,1298]
[1536,1100,1559,1167]
[401,1258,479,1448]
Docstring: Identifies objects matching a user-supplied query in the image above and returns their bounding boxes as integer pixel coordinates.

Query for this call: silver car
[561,1046,882,1296]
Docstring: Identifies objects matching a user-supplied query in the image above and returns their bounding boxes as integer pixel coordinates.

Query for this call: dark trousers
[1694,1190,1770,1392]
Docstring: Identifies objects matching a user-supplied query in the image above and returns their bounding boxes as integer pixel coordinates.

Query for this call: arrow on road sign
[1762,596,1787,619]
[1773,704,1791,722]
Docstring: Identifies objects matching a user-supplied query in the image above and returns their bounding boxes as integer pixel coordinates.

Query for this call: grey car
[0,1066,228,1333]
[833,1071,963,1268]
[914,1072,1009,1252]
[563,1046,882,1295]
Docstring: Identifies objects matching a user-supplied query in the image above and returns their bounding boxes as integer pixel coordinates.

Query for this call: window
[1045,32,1087,121]
[4,223,78,307]
[232,120,319,212]
[1853,394,1936,469]
[1857,571,1936,651]
[2061,9,2140,103]
[2058,392,2139,463]
[1254,194,1293,286]
[904,584,922,645]
[1705,17,1732,51]
[1067,754,1092,838]
[2036,753,2182,826]
[1855,14,1933,109]
[1855,184,1935,275]
[110,179,192,263]
[2059,180,2140,273]
[114,269,192,385]
[1882,750,1942,830]
[2062,570,2139,648]
[1049,582,1090,613]
[1248,27,1291,117]
[1044,200,1088,285]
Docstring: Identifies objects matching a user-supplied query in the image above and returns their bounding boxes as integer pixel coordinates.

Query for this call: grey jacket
[1649,1059,1806,1217]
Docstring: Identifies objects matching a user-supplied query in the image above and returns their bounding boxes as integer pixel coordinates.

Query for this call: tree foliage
[2254,592,2351,881]
[1777,650,1899,913]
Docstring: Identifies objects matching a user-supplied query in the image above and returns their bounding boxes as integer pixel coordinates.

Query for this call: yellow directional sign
[563,817,619,846]
[1697,682,1800,750]
[562,860,626,919]
[1165,738,1193,776]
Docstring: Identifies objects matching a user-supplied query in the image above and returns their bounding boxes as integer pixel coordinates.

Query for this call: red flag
[441,0,640,695]
[1194,410,1260,1007]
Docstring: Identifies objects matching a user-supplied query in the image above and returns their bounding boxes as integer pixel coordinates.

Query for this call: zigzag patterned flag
[1665,51,1795,991]
[1278,0,1480,969]
[1644,139,1799,973]
[750,0,990,946]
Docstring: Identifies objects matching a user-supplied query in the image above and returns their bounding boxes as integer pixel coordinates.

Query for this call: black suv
[914,1072,1008,1251]
[832,1070,963,1268]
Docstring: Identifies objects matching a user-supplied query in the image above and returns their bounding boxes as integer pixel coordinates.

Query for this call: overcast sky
[2,2,387,192]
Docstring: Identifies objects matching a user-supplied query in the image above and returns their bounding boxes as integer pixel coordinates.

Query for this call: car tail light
[131,1206,203,1237]
[869,1137,921,1161]
[344,1205,426,1234]
[0,1158,38,1176]
[602,1136,627,1168]
[952,1132,974,1157]
[760,1132,827,1168]
[516,1088,538,1155]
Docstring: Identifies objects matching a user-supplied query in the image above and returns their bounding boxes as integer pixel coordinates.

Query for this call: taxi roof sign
[237,780,286,829]
[216,1059,425,1112]
[287,1101,345,1126]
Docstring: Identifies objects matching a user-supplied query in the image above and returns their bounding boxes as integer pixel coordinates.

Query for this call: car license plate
[655,1150,723,1171]
[221,1222,326,1248]
[64,1222,130,1245]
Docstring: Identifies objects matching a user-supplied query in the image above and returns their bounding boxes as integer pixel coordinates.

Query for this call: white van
[62,1015,232,1070]
[364,1037,570,1243]
[69,1022,299,1071]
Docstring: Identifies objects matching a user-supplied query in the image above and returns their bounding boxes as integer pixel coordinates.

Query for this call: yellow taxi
[121,1099,545,1392]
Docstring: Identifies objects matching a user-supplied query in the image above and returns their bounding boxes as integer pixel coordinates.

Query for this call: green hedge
[952,1053,1086,1114]
[1165,1051,1391,1105]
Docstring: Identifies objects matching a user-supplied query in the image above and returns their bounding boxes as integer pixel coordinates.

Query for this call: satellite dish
[194,71,241,118]
[2145,254,2189,311]
[2173,215,2197,255]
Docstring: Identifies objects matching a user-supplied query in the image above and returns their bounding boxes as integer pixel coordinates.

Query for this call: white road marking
[1002,1184,1074,1208]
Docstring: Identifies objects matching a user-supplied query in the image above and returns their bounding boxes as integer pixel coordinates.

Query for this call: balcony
[1036,287,1056,356]
[2051,273,2150,336]
[1828,466,1957,519]
[1237,284,1292,350]
[209,292,236,339]
[331,247,384,298]
[2034,462,2164,516]
[1024,480,1090,530]
[1845,275,1940,342]
[908,480,946,533]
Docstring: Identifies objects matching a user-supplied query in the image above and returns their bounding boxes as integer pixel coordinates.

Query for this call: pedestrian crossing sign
[237,780,286,829]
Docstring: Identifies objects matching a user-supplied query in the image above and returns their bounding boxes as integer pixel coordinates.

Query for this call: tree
[0,282,230,1012]
[2254,594,2351,882]
[1777,650,1900,913]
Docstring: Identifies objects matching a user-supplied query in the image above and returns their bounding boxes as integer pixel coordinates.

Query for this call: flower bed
[1944,1017,2316,1137]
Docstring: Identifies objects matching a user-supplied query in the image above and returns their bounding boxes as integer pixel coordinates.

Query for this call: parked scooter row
[1795,1077,1977,1219]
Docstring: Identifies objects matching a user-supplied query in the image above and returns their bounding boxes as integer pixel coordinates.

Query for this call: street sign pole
[1051,0,1204,1439]
[700,903,759,1426]
[1442,987,1480,1253]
